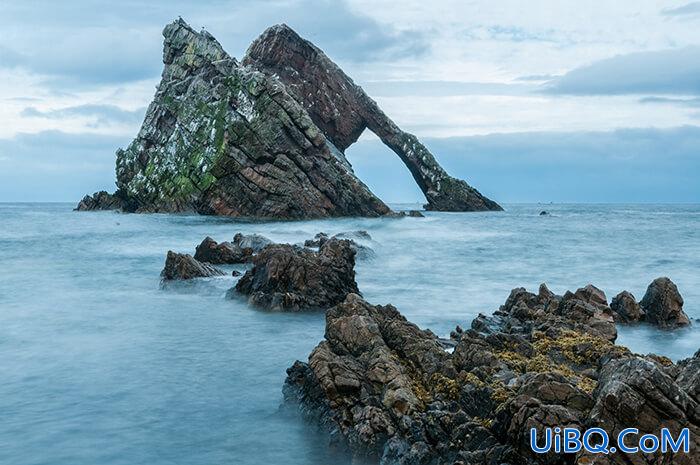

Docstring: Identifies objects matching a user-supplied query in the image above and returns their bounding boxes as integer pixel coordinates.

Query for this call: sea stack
[76,19,501,218]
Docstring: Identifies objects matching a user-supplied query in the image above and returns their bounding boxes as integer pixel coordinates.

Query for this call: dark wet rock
[234,238,358,310]
[610,290,644,323]
[243,24,501,213]
[161,250,225,280]
[284,282,690,465]
[539,210,548,216]
[335,230,372,241]
[75,190,129,211]
[194,236,253,264]
[231,270,242,277]
[639,277,690,328]
[383,210,425,218]
[232,233,272,252]
[78,20,501,218]
[304,231,375,260]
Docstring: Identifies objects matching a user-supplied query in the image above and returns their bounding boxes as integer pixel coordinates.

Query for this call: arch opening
[344,130,427,209]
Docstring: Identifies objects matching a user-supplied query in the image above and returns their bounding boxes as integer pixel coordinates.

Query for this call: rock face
[77,19,500,217]
[234,238,359,310]
[194,236,253,264]
[285,284,699,465]
[640,277,690,328]
[243,25,501,212]
[161,250,225,280]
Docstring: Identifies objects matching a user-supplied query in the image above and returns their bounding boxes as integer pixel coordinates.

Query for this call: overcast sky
[1,0,699,203]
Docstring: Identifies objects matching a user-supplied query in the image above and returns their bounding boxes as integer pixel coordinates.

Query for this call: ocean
[0,202,698,465]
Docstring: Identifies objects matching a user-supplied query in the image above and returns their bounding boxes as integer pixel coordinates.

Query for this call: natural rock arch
[77,20,501,218]
[243,24,502,212]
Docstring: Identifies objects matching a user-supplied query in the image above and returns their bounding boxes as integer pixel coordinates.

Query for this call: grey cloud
[542,47,700,95]
[0,0,427,90]
[639,96,700,107]
[661,2,700,17]
[361,80,533,98]
[221,0,429,62]
[514,74,560,82]
[1,29,163,86]
[485,25,558,43]
[21,104,146,127]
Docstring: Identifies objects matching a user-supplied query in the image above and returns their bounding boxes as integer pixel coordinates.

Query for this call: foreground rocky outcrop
[161,251,225,280]
[284,285,699,465]
[610,277,690,328]
[234,238,359,310]
[76,19,500,217]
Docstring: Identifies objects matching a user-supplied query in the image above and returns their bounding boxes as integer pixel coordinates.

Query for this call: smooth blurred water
[0,202,698,465]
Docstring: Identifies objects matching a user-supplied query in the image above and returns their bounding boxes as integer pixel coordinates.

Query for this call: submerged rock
[285,282,699,465]
[161,251,225,280]
[304,231,375,260]
[232,233,272,253]
[234,238,359,310]
[194,236,253,264]
[77,19,500,218]
[640,277,690,328]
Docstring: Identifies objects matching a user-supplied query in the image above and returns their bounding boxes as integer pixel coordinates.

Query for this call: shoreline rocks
[284,284,698,465]
[234,238,359,310]
[76,19,501,218]
[161,251,225,280]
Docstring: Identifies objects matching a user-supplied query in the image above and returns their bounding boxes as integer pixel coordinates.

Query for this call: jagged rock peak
[162,18,230,66]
